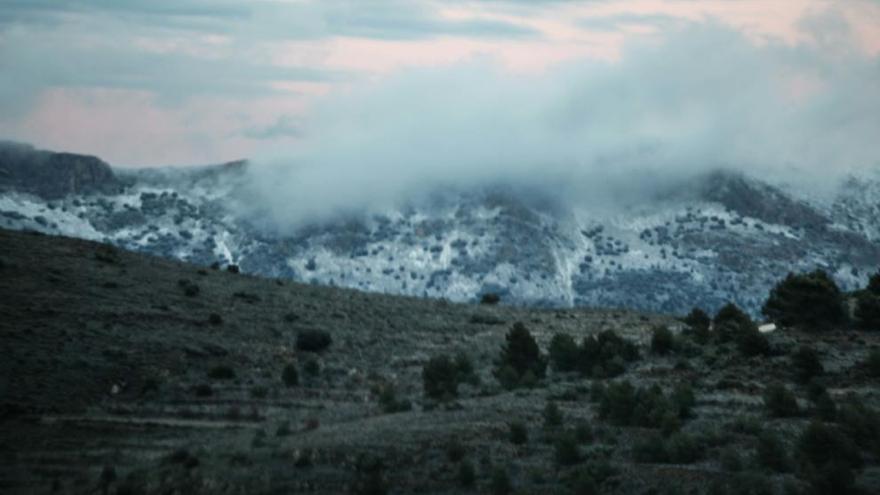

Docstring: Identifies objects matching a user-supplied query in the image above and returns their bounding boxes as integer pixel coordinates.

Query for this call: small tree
[495,322,546,386]
[762,270,846,331]
[549,333,580,372]
[509,422,528,445]
[791,346,823,384]
[763,384,799,418]
[423,355,460,399]
[855,291,880,331]
[282,363,299,387]
[684,307,711,334]
[868,269,880,295]
[650,326,676,355]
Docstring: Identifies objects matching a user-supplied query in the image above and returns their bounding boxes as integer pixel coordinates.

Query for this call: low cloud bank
[240,17,880,231]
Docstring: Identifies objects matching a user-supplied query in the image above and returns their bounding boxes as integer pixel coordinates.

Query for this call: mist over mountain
[2,139,879,317]
[239,22,880,231]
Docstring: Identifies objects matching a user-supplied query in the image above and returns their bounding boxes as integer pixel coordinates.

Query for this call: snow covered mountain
[2,142,878,316]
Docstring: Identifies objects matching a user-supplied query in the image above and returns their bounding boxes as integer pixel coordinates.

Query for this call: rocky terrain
[2,227,880,494]
[1,142,879,316]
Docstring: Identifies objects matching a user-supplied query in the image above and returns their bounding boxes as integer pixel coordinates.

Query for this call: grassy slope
[0,228,878,494]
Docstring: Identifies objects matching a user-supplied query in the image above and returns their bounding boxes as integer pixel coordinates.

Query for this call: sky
[1,0,878,169]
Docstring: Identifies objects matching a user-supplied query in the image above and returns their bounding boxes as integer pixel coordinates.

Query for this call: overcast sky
[0,0,878,167]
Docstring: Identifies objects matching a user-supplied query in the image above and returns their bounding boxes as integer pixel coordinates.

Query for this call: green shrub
[806,381,837,421]
[797,421,861,470]
[792,346,823,383]
[868,269,880,295]
[490,467,512,495]
[543,401,563,429]
[303,358,320,376]
[720,447,744,472]
[684,307,712,343]
[632,432,667,463]
[495,322,546,387]
[755,431,789,472]
[570,470,598,495]
[714,303,754,332]
[836,402,880,456]
[762,270,846,331]
[855,291,880,330]
[458,460,476,488]
[549,333,580,372]
[651,326,676,355]
[351,456,389,495]
[579,330,639,378]
[208,365,235,380]
[763,384,799,418]
[671,383,697,419]
[555,432,581,466]
[736,324,771,357]
[480,292,500,305]
[296,330,332,352]
[423,354,460,399]
[282,363,299,387]
[509,422,528,445]
[377,383,412,413]
[866,349,880,377]
[808,460,859,495]
[446,440,466,462]
[250,386,268,399]
[667,432,704,463]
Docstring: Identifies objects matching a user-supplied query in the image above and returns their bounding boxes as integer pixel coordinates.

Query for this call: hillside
[2,145,879,316]
[2,228,880,494]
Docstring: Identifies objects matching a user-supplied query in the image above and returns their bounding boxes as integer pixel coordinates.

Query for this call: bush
[282,363,299,387]
[797,421,861,471]
[714,303,754,332]
[555,432,581,466]
[855,291,880,330]
[549,333,580,372]
[208,365,235,380]
[720,447,744,472]
[543,401,563,428]
[755,431,789,472]
[480,292,500,305]
[178,279,200,297]
[423,355,460,400]
[868,269,880,295]
[446,440,466,462]
[866,349,880,377]
[495,322,546,387]
[378,383,412,413]
[671,383,697,419]
[208,313,223,326]
[736,324,771,357]
[509,422,528,445]
[762,270,846,331]
[836,402,880,456]
[763,384,799,418]
[791,346,823,383]
[650,326,676,355]
[667,432,704,463]
[490,467,512,495]
[296,330,332,352]
[684,307,712,342]
[458,461,476,488]
[580,330,639,378]
[351,456,389,495]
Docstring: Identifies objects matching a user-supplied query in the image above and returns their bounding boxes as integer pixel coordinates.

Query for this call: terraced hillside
[1,228,880,494]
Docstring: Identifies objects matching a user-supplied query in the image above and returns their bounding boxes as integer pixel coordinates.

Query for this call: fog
[241,19,880,231]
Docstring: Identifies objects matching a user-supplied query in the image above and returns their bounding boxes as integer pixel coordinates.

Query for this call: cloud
[238,17,880,231]
[578,13,684,32]
[242,115,303,140]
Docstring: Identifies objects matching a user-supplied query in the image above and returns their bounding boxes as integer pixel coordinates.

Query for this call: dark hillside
[1,228,879,494]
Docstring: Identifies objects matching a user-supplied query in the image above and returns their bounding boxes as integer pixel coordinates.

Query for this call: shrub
[807,381,836,421]
[208,313,223,326]
[866,349,880,377]
[178,279,200,297]
[282,363,299,387]
[720,447,744,472]
[755,431,789,473]
[650,326,676,355]
[714,303,753,332]
[855,291,880,330]
[303,358,320,376]
[763,384,799,418]
[868,269,880,295]
[543,401,563,429]
[736,324,771,357]
[791,346,823,384]
[797,421,861,471]
[490,467,512,495]
[446,440,466,462]
[296,330,332,352]
[762,270,846,331]
[684,307,712,342]
[193,383,213,396]
[580,330,639,378]
[509,422,528,445]
[671,383,697,419]
[549,333,580,372]
[570,470,598,495]
[226,264,240,274]
[836,402,880,456]
[667,432,704,463]
[808,460,859,495]
[250,386,268,399]
[632,432,667,463]
[480,292,500,305]
[378,383,412,413]
[458,461,476,488]
[495,322,546,387]
[208,365,235,380]
[423,354,460,399]
[351,456,389,495]
[555,432,581,466]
